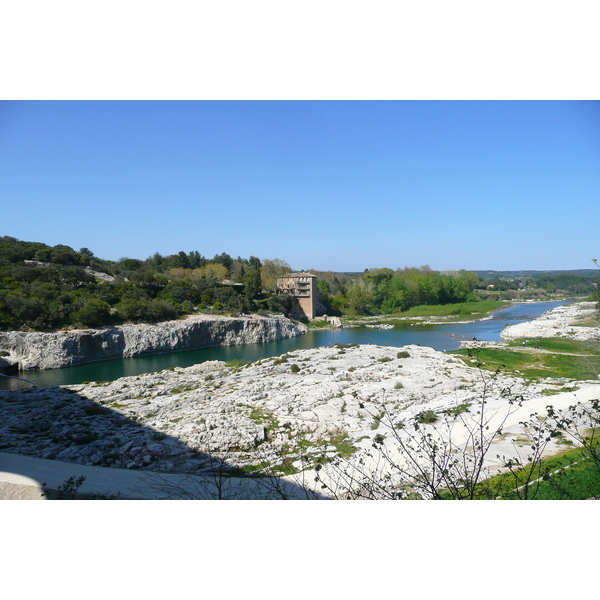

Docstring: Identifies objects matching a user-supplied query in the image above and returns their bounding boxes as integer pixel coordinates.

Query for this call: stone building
[276,272,319,319]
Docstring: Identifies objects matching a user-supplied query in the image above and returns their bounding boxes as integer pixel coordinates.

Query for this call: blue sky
[1,100,598,272]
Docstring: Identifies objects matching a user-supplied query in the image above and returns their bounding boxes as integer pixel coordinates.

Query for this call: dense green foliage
[0,236,292,331]
[324,266,480,315]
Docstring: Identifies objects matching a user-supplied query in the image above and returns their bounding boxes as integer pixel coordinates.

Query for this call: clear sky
[1,100,598,273]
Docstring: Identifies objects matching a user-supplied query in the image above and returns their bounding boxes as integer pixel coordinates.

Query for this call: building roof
[280,272,317,278]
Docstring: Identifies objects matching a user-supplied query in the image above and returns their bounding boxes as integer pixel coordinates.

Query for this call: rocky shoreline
[0,313,306,371]
[501,301,599,342]
[1,300,599,499]
[2,340,597,486]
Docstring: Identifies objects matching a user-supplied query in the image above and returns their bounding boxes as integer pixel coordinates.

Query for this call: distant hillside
[475,269,599,280]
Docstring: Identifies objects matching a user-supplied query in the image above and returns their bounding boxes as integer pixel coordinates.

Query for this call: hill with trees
[2,236,597,332]
[0,236,292,332]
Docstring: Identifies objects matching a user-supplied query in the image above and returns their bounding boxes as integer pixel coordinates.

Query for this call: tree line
[0,236,292,332]
[315,266,480,315]
[3,236,596,331]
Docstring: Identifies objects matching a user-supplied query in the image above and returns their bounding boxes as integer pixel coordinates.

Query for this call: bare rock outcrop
[0,314,306,371]
[3,343,594,477]
[501,301,600,342]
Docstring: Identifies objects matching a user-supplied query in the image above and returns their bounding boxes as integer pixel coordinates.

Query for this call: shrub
[443,402,470,417]
[397,351,410,359]
[415,409,438,424]
[290,364,300,373]
[226,359,249,369]
[73,298,112,328]
[55,475,86,500]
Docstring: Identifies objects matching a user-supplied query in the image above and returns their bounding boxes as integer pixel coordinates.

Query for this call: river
[0,300,572,390]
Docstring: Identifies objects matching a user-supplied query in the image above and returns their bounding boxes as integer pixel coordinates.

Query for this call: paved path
[0,451,315,500]
[0,452,181,499]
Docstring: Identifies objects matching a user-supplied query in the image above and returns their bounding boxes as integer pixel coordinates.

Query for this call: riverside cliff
[0,314,306,371]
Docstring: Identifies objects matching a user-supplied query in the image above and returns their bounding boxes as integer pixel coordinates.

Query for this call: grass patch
[393,300,508,320]
[249,407,280,438]
[328,431,359,459]
[475,443,600,500]
[371,411,385,430]
[226,359,251,369]
[169,384,198,394]
[442,402,471,417]
[450,343,600,381]
[509,338,598,354]
[542,385,580,396]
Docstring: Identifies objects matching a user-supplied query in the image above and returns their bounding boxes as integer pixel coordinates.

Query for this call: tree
[117,257,143,273]
[173,251,190,269]
[73,298,112,328]
[213,252,233,276]
[346,279,374,314]
[260,258,292,291]
[244,256,263,299]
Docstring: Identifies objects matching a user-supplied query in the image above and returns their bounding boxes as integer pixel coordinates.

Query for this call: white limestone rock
[0,314,306,370]
[501,301,599,342]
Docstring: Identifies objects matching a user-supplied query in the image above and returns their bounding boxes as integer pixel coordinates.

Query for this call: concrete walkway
[0,451,317,500]
[0,452,175,499]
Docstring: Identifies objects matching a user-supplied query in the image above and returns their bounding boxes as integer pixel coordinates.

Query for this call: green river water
[0,301,571,390]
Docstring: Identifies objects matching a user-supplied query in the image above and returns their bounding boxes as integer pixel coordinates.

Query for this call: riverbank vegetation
[342,300,508,327]
[316,266,481,316]
[2,235,598,332]
[451,339,600,382]
[314,265,597,320]
[475,441,600,500]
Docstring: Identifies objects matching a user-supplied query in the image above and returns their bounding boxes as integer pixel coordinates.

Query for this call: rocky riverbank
[3,341,597,498]
[0,314,306,371]
[501,301,600,342]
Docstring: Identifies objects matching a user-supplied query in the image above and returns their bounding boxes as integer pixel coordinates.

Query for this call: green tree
[73,298,112,328]
[346,280,374,314]
[260,258,292,291]
[242,257,263,299]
